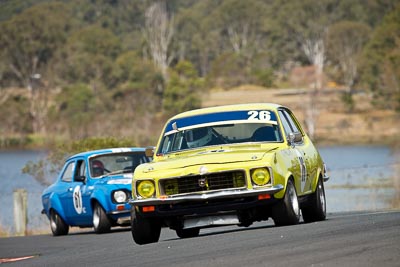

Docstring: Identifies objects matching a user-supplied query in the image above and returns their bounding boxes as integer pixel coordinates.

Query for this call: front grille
[160,170,246,196]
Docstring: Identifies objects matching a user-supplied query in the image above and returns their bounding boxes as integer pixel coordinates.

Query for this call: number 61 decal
[247,110,271,121]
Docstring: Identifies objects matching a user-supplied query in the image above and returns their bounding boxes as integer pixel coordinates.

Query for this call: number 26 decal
[247,110,271,121]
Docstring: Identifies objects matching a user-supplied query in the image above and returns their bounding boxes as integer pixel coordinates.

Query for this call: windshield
[158,110,283,154]
[90,152,151,178]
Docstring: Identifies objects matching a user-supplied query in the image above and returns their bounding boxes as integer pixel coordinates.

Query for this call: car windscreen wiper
[98,169,124,178]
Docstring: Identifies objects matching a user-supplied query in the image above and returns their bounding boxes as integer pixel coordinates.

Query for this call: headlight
[251,168,271,186]
[113,190,128,203]
[137,180,155,198]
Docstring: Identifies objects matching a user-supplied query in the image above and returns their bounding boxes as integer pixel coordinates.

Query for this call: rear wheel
[272,179,300,226]
[50,210,69,236]
[176,228,200,239]
[93,203,112,234]
[302,178,326,223]
[131,209,161,245]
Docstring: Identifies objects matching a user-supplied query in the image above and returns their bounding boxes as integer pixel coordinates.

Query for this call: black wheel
[93,202,112,234]
[301,178,326,223]
[176,228,200,239]
[50,210,69,236]
[272,179,300,226]
[131,209,161,245]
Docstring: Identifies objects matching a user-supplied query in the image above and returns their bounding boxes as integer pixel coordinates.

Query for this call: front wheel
[50,210,69,236]
[93,203,112,234]
[272,179,300,226]
[131,209,161,245]
[302,178,326,223]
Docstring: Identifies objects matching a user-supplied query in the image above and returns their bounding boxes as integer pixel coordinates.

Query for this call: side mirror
[288,132,303,146]
[75,175,86,183]
[145,146,155,157]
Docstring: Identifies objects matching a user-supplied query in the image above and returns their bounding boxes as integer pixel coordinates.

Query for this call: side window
[160,135,172,154]
[284,110,301,133]
[61,161,75,182]
[278,110,293,136]
[74,160,86,181]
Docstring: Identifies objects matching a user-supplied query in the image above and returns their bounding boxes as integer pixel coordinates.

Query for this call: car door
[278,108,310,195]
[59,158,92,226]
[57,159,77,223]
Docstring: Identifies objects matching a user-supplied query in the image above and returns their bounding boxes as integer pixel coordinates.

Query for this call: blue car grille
[160,170,246,196]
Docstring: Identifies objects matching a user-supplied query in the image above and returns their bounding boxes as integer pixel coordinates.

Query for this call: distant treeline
[0,0,399,147]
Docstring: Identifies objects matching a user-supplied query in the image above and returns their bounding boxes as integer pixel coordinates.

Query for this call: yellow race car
[130,103,329,244]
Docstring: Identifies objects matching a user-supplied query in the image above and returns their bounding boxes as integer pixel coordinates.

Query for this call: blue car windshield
[158,110,282,154]
[90,152,151,178]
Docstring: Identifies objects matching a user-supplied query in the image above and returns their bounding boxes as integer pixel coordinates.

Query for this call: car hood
[94,174,132,186]
[136,144,279,176]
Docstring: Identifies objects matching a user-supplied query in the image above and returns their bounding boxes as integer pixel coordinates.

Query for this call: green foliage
[0,2,71,87]
[0,0,399,146]
[326,21,371,89]
[112,51,164,114]
[340,92,355,112]
[360,5,400,111]
[51,83,96,138]
[254,69,275,88]
[56,25,121,88]
[163,61,203,115]
[208,53,251,88]
[0,95,31,134]
[0,0,48,22]
[22,136,136,186]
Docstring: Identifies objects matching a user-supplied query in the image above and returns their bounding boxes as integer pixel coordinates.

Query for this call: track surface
[1,211,399,266]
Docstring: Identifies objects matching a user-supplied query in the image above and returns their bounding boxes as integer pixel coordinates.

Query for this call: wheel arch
[48,193,68,224]
[311,168,324,193]
[90,190,109,213]
[274,173,294,199]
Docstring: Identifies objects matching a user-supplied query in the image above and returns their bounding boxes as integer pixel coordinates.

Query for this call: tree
[326,21,371,111]
[208,53,251,88]
[163,60,203,115]
[56,25,121,89]
[272,0,342,139]
[360,5,400,111]
[143,1,174,81]
[212,0,266,56]
[327,21,371,91]
[111,51,164,144]
[174,0,223,77]
[50,83,97,139]
[0,2,71,134]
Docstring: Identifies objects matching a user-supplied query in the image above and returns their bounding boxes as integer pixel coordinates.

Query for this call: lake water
[0,146,398,235]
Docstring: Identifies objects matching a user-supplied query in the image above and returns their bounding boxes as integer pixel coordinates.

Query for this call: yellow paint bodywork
[132,103,325,201]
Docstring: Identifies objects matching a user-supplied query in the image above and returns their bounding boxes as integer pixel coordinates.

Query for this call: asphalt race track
[1,211,399,267]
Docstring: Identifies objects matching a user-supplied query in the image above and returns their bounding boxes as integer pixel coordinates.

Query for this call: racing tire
[93,202,112,234]
[50,210,69,236]
[176,228,200,239]
[272,179,300,226]
[131,209,161,245]
[301,178,326,223]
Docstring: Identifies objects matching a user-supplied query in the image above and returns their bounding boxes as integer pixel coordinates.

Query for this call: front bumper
[107,209,131,225]
[129,184,284,206]
[323,173,330,182]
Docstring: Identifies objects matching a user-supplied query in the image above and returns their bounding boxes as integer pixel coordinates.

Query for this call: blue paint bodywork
[42,147,150,230]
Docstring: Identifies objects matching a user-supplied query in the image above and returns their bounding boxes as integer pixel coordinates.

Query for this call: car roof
[169,103,285,120]
[68,147,146,161]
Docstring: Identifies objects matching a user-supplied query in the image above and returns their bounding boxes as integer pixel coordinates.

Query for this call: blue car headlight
[112,190,128,203]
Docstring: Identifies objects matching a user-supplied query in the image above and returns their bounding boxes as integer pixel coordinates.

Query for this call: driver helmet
[185,127,212,148]
[92,159,104,177]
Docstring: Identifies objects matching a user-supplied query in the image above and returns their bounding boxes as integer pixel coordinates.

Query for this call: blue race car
[42,147,151,235]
